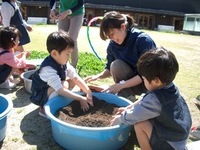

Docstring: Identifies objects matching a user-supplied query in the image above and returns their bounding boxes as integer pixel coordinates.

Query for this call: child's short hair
[137,47,179,84]
[0,26,20,49]
[46,30,74,54]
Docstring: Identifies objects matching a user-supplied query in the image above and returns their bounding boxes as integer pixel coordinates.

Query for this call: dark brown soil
[56,96,119,127]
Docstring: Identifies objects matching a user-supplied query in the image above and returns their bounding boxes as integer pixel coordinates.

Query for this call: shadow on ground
[0,83,31,108]
[20,108,64,150]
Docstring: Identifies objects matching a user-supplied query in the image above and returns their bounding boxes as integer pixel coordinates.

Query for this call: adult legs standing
[58,14,84,68]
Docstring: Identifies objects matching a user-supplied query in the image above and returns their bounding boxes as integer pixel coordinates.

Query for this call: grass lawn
[24,25,200,148]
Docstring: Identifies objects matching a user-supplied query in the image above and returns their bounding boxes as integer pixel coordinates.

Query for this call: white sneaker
[11,78,20,85]
[9,76,20,85]
[0,80,16,89]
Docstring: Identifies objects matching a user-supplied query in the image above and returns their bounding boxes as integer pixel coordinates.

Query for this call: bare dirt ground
[0,83,64,150]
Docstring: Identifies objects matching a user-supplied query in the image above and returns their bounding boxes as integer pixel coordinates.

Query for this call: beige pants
[110,59,147,99]
[58,14,84,68]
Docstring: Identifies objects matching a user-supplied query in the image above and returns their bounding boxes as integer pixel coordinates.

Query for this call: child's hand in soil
[79,97,90,112]
[86,91,93,106]
[110,114,121,126]
[116,107,126,115]
[110,107,126,126]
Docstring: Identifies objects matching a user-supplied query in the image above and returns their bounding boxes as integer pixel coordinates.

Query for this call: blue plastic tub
[44,92,133,150]
[0,94,13,141]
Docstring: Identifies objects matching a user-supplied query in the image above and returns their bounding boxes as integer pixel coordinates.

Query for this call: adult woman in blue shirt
[85,11,156,100]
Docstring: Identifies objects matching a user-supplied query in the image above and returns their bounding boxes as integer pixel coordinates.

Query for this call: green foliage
[29,50,49,59]
[29,50,105,77]
[77,52,105,77]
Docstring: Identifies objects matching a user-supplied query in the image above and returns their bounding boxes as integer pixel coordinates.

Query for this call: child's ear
[51,49,58,57]
[154,77,162,85]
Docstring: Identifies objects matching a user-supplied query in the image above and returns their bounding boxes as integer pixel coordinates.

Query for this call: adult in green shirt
[49,0,84,68]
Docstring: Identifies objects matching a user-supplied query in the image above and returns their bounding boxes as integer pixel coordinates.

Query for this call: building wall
[17,0,200,30]
[183,14,200,33]
[85,0,200,13]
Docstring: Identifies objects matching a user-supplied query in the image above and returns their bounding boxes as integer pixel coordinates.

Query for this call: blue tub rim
[44,92,133,130]
[0,94,13,120]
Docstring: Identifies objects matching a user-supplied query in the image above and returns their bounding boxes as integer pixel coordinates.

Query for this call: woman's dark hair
[137,47,179,85]
[0,26,20,49]
[46,30,74,54]
[100,11,135,40]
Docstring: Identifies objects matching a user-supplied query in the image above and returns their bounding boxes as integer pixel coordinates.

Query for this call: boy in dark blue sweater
[30,31,93,117]
[111,47,192,150]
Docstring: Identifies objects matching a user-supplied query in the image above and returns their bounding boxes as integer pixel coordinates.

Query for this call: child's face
[107,24,126,45]
[53,48,73,65]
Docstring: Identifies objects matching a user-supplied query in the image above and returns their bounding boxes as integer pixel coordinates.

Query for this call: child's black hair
[46,30,74,54]
[0,26,20,49]
[137,47,179,85]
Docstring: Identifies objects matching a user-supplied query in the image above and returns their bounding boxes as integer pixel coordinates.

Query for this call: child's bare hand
[24,51,31,58]
[26,25,33,32]
[80,97,90,112]
[49,10,58,20]
[115,107,126,115]
[110,115,121,126]
[109,107,125,126]
[86,92,93,106]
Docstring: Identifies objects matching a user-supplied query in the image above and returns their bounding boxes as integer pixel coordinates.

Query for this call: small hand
[86,91,93,106]
[25,51,31,58]
[80,97,90,112]
[110,115,121,126]
[26,25,33,32]
[115,107,126,115]
[49,10,58,20]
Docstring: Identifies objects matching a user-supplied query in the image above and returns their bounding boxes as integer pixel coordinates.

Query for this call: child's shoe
[11,78,20,85]
[39,107,47,118]
[0,80,16,89]
[9,76,20,85]
[190,126,200,140]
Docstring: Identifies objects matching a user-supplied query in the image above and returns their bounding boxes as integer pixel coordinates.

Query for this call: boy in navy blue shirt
[30,31,93,117]
[111,47,192,150]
